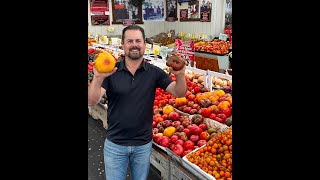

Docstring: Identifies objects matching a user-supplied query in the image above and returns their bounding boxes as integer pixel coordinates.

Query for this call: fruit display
[87,46,232,178]
[152,110,220,157]
[184,128,232,179]
[194,39,231,55]
[146,32,179,46]
[88,38,97,46]
[88,48,102,86]
[152,71,233,157]
[212,76,232,90]
[94,47,123,61]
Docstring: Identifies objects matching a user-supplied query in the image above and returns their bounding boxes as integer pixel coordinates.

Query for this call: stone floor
[88,114,161,180]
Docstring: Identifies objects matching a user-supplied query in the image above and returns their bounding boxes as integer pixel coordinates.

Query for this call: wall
[88,0,227,37]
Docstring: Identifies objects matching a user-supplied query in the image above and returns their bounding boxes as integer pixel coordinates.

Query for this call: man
[88,25,187,180]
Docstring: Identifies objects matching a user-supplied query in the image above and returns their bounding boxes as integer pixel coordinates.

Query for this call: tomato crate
[150,145,171,180]
[182,145,216,180]
[88,103,108,129]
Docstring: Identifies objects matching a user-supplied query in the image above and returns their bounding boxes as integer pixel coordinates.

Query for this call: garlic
[215,78,223,86]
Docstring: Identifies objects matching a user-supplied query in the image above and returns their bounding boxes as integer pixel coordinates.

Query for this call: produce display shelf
[89,43,231,81]
[151,143,216,180]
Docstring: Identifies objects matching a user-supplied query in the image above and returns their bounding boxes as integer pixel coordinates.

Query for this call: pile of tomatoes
[186,129,232,180]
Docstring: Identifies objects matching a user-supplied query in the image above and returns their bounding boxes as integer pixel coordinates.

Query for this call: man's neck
[125,57,143,70]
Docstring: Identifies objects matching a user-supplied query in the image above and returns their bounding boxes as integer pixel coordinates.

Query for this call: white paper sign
[217,55,229,70]
[219,33,228,41]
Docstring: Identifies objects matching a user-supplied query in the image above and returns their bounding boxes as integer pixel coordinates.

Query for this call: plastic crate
[182,146,216,180]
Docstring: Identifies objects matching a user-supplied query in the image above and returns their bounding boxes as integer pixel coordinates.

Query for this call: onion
[198,76,204,83]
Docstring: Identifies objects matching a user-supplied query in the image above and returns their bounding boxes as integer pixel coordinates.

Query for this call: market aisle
[88,114,161,180]
[88,114,107,180]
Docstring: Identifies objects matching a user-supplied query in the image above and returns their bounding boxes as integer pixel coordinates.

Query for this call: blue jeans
[104,138,152,180]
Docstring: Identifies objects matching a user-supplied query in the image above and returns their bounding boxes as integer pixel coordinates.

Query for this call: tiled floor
[88,114,161,180]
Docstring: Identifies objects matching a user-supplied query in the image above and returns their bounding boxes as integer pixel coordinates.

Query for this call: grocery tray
[182,146,216,180]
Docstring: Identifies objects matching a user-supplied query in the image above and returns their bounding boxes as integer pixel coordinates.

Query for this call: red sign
[175,39,195,62]
[90,0,110,26]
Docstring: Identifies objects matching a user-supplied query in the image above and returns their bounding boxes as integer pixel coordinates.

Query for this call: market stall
[88,43,232,180]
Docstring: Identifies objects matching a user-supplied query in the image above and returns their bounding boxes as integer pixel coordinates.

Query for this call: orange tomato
[162,105,174,114]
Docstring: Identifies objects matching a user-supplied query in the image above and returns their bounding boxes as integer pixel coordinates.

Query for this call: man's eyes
[127,40,141,43]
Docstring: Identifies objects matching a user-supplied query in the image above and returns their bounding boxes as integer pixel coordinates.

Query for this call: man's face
[122,29,146,61]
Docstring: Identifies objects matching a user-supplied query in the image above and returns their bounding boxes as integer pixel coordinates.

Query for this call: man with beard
[88,25,187,180]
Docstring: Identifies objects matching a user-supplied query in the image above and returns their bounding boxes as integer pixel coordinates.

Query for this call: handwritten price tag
[202,34,207,39]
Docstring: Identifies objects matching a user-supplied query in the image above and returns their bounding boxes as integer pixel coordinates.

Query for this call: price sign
[202,34,207,39]
[145,43,152,54]
[219,33,228,41]
[153,44,160,55]
[175,39,195,62]
[94,34,99,42]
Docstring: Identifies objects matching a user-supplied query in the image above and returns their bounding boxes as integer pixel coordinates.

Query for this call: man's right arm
[88,76,107,106]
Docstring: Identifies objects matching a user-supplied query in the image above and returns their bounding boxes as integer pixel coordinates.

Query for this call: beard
[127,46,143,60]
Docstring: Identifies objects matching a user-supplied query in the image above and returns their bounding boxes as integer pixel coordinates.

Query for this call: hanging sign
[175,39,195,62]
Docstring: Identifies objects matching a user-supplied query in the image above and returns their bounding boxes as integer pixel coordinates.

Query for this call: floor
[88,114,161,180]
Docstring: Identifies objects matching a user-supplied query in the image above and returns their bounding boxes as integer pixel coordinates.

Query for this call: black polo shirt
[101,59,173,146]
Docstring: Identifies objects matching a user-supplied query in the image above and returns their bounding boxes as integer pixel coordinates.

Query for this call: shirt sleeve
[101,77,109,90]
[155,66,173,90]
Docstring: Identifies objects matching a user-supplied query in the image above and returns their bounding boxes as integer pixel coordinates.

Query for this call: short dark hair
[121,25,146,43]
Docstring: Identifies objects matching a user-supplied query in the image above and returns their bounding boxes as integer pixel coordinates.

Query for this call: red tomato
[194,86,201,93]
[154,100,159,106]
[200,108,211,118]
[155,89,161,96]
[222,107,232,117]
[187,94,196,101]
[199,131,210,141]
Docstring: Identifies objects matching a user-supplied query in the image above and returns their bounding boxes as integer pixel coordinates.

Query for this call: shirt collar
[117,58,148,71]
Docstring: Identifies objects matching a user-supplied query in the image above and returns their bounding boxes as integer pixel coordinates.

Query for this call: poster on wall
[200,0,212,22]
[112,0,143,24]
[166,0,177,21]
[180,1,200,21]
[90,0,110,25]
[225,0,232,27]
[142,0,165,21]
